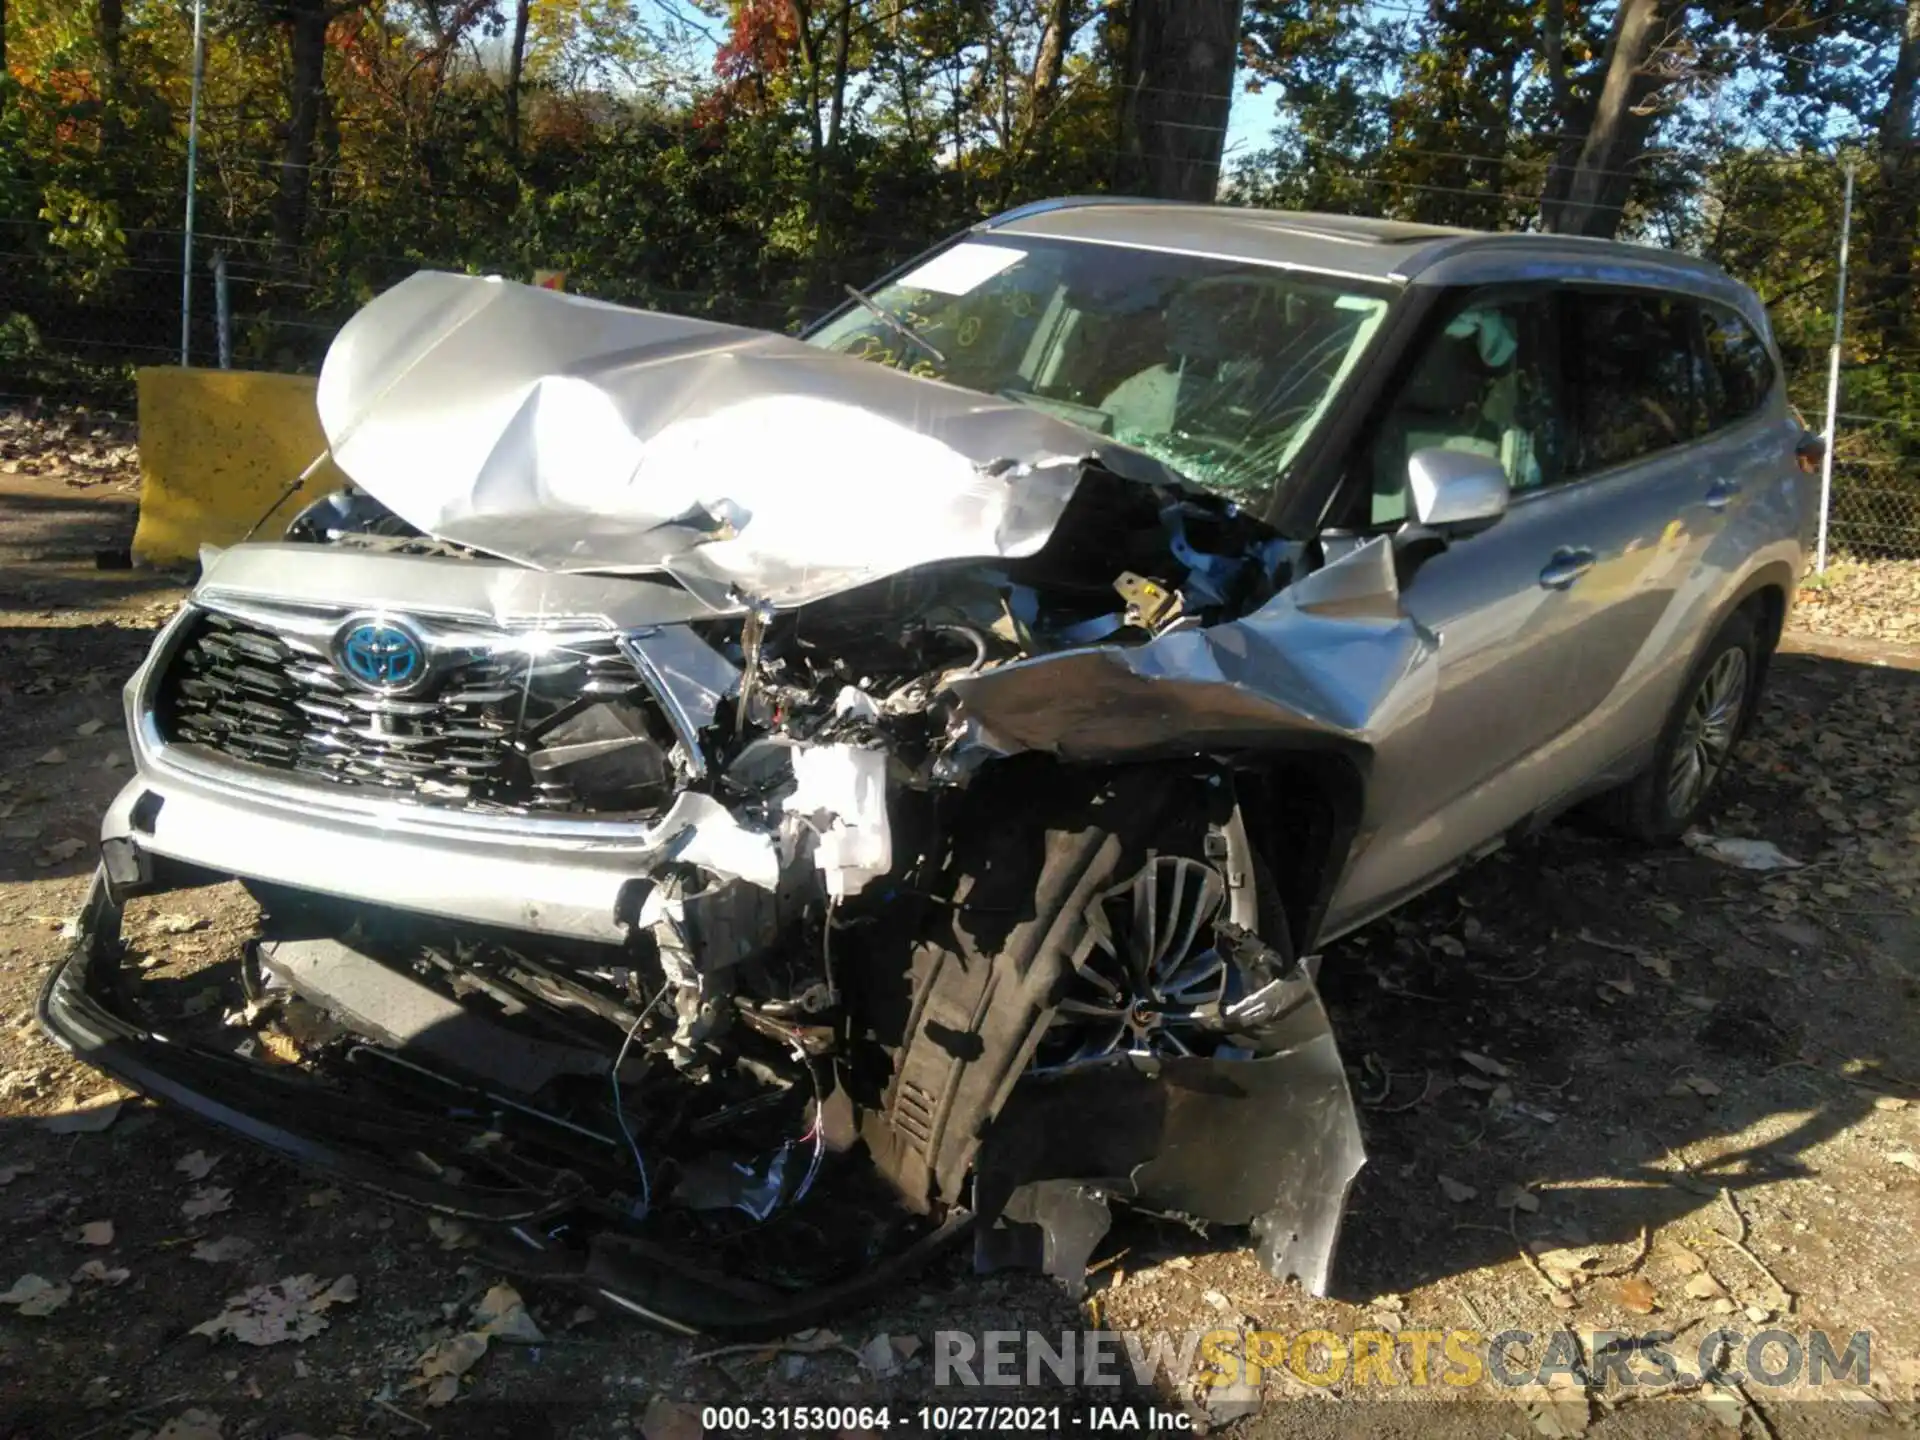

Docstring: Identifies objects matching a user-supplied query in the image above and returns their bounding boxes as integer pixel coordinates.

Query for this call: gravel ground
[2,408,1918,1438]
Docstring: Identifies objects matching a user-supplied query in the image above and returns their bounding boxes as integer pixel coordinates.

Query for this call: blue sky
[1225,83,1283,169]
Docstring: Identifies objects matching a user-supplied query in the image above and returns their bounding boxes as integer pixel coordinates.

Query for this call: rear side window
[1563,291,1710,476]
[1699,303,1776,427]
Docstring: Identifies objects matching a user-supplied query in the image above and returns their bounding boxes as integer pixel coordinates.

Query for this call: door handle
[1539,547,1596,590]
[1704,478,1742,509]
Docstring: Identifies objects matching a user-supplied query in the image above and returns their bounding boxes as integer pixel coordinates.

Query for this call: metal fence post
[212,250,231,369]
[179,0,206,366]
[1816,161,1855,575]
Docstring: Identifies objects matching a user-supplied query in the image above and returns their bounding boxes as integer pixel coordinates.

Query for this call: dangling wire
[609,982,670,1221]
[788,1036,828,1207]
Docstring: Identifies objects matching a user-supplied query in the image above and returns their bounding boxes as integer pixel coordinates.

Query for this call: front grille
[155,610,682,816]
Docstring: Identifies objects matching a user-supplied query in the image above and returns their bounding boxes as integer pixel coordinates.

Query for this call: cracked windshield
[807,237,1391,506]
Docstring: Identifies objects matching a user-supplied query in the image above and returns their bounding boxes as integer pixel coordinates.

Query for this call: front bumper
[37,867,969,1336]
[98,755,765,944]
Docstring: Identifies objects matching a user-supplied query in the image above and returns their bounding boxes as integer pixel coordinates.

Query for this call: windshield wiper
[841,285,946,366]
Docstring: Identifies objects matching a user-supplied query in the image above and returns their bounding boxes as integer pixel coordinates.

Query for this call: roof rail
[977,195,1172,230]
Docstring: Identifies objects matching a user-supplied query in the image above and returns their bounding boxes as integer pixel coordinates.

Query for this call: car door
[1318,285,1702,935]
[1491,290,1774,801]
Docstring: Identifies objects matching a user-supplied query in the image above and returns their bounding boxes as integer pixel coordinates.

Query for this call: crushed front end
[40,272,1393,1332]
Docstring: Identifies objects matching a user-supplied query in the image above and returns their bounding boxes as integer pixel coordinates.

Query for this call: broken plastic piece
[783,745,893,899]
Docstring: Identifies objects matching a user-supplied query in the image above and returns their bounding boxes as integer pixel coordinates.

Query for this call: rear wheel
[1601,608,1761,841]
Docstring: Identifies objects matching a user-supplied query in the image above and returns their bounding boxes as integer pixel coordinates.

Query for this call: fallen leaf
[1696,1385,1745,1429]
[1668,1075,1722,1098]
[415,1329,489,1402]
[36,747,68,765]
[639,1396,704,1440]
[1887,1150,1920,1172]
[1431,934,1467,958]
[1496,1184,1541,1213]
[70,1259,130,1286]
[422,1374,461,1408]
[473,1282,544,1343]
[1616,1276,1659,1314]
[1534,1246,1601,1276]
[1636,952,1674,981]
[428,1215,478,1250]
[1874,1096,1910,1111]
[151,912,207,935]
[1669,1247,1706,1275]
[73,1219,114,1247]
[1437,1174,1478,1204]
[1601,976,1637,998]
[1515,1374,1590,1436]
[0,1274,72,1316]
[1684,1272,1727,1300]
[176,1150,218,1181]
[41,1099,121,1134]
[36,837,84,866]
[1460,1051,1511,1078]
[153,1409,224,1440]
[74,718,106,736]
[181,1186,233,1221]
[191,1236,255,1264]
[0,1163,34,1187]
[305,1187,341,1208]
[190,1273,354,1346]
[859,1330,900,1378]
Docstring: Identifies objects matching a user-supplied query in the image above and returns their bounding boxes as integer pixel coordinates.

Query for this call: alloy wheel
[1666,645,1750,820]
[1039,855,1232,1069]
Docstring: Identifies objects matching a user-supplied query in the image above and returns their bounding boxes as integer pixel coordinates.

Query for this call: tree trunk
[1542,0,1567,123]
[824,0,851,153]
[1540,0,1673,239]
[1115,0,1242,202]
[1027,0,1073,126]
[506,0,530,151]
[1867,0,1920,342]
[96,0,124,93]
[272,0,329,261]
[96,0,125,148]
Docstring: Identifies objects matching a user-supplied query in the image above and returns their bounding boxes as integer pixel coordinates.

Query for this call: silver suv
[41,201,1815,1331]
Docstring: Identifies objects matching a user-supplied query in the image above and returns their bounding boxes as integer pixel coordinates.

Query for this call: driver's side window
[1364,293,1564,527]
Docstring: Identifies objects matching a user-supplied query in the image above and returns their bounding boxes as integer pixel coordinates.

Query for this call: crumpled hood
[315,272,1177,608]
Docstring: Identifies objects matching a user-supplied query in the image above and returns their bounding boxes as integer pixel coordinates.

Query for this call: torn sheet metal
[946,536,1439,764]
[315,272,1186,607]
[973,967,1364,1297]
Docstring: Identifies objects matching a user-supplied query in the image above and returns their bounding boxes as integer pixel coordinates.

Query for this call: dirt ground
[3,405,1918,1438]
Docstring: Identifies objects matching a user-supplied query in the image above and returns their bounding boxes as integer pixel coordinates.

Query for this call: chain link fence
[1822,415,1920,561]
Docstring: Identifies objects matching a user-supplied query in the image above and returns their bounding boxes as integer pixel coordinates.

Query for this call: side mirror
[1407,448,1508,536]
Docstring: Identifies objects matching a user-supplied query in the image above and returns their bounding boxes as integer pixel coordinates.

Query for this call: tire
[1599,607,1762,842]
[851,763,1284,1214]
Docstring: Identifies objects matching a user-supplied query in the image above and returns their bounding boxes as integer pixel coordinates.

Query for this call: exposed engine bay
[40,273,1411,1332]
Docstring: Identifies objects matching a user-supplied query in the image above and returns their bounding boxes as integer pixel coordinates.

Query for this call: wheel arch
[1721,559,1795,730]
[1226,747,1369,955]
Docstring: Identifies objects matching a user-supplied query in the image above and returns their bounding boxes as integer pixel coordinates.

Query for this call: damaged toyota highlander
[40,201,1816,1334]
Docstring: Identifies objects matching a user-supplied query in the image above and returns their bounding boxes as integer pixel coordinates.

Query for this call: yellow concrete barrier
[133,367,351,566]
